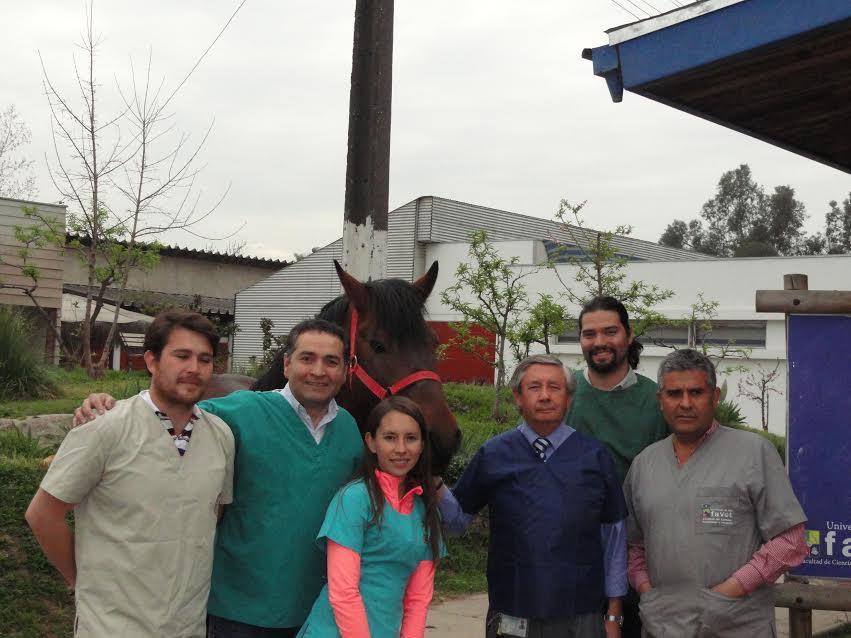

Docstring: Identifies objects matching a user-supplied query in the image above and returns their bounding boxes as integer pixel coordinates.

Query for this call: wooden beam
[771,582,851,611]
[755,290,851,314]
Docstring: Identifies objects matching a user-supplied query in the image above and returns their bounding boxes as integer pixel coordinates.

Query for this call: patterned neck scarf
[155,410,199,456]
[140,390,201,456]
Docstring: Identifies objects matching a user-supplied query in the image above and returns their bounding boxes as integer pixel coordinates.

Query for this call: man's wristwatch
[603,614,624,626]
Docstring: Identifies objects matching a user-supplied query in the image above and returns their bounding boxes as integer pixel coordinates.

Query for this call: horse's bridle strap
[348,308,442,400]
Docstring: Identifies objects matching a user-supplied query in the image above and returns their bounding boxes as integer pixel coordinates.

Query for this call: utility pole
[341,0,393,282]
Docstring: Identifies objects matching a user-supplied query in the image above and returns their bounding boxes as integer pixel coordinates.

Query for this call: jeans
[207,615,299,638]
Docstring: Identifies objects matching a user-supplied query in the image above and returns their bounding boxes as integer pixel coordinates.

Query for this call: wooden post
[341,0,393,282]
[784,273,811,638]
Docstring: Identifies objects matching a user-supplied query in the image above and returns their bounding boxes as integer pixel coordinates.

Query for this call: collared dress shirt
[278,383,339,443]
[583,366,638,391]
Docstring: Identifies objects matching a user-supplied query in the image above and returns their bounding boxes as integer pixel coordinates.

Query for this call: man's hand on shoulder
[711,576,747,598]
[72,393,117,427]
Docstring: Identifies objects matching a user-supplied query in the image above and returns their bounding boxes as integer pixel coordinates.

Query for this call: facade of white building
[233,196,849,436]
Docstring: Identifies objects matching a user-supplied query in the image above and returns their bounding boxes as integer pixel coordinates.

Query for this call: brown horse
[206,260,461,473]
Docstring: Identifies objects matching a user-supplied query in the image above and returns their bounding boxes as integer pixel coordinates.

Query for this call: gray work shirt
[624,425,806,638]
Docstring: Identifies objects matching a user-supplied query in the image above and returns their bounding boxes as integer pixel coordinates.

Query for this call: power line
[634,0,664,15]
[609,0,642,20]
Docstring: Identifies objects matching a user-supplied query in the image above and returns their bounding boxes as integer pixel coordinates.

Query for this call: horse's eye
[369,340,386,353]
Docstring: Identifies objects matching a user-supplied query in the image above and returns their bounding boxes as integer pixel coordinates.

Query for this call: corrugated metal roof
[420,196,713,262]
[65,234,288,269]
[63,284,234,317]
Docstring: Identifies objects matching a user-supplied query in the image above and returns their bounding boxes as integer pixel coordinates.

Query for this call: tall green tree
[659,164,812,257]
[825,193,851,254]
[441,230,536,420]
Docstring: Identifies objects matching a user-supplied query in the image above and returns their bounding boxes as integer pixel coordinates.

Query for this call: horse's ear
[334,259,369,311]
[413,261,439,301]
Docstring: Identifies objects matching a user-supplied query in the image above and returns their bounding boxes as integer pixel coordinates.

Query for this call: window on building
[696,320,766,347]
[556,320,766,348]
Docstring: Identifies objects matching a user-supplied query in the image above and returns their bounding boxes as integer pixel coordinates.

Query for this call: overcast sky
[4,0,850,261]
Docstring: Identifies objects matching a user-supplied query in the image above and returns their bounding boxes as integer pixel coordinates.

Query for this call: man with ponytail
[567,296,670,637]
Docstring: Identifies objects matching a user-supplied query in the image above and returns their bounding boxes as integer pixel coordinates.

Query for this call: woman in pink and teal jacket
[297,396,445,638]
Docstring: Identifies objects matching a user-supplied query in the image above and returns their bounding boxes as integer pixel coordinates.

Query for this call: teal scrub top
[297,480,444,638]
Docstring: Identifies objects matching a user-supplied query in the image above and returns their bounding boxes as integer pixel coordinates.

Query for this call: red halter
[347,307,442,400]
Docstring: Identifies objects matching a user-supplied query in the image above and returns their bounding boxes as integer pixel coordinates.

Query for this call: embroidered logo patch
[701,503,734,526]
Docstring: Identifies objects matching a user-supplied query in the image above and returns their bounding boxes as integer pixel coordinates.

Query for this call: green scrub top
[297,480,443,638]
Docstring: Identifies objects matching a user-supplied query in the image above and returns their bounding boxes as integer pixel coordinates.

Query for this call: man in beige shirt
[26,310,235,638]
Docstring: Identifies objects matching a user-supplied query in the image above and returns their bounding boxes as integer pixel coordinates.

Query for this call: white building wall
[425,240,851,436]
[232,240,343,369]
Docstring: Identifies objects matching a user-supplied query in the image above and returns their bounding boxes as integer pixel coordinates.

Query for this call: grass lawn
[0,457,75,638]
[0,368,148,419]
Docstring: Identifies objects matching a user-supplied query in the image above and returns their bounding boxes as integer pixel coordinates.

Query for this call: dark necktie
[532,437,551,460]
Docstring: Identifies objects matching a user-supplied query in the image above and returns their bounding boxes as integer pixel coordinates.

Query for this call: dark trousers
[486,609,605,638]
[621,587,642,638]
[207,615,299,638]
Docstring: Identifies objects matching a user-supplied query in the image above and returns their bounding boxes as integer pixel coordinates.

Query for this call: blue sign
[787,314,851,579]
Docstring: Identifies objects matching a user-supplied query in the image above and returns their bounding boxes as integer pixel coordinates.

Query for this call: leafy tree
[551,199,673,339]
[508,294,568,361]
[825,194,851,254]
[659,164,814,257]
[441,230,536,420]
[0,105,36,198]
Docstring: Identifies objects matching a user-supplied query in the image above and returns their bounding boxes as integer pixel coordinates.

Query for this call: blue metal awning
[584,0,851,173]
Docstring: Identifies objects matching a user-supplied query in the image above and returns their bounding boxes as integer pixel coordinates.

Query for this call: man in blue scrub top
[438,354,628,638]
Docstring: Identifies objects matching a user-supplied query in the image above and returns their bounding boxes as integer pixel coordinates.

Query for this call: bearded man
[565,296,670,636]
[26,310,235,637]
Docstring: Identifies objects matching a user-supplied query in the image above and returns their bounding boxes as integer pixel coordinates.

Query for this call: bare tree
[40,4,240,375]
[0,105,37,198]
[738,360,783,431]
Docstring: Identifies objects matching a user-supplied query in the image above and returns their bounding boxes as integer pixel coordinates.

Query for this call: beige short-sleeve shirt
[41,394,235,637]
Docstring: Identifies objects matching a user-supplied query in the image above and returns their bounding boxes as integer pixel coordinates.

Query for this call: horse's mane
[251,277,428,391]
[318,277,429,346]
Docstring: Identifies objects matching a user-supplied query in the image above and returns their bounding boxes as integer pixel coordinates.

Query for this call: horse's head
[332,260,461,474]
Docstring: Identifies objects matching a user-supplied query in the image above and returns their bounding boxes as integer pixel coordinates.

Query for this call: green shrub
[0,428,59,459]
[714,399,746,427]
[726,422,786,461]
[0,306,60,401]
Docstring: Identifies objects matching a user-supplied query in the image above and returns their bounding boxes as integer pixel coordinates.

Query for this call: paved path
[425,594,850,637]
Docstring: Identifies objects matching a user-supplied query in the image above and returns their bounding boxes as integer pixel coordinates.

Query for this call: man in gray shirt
[624,349,807,638]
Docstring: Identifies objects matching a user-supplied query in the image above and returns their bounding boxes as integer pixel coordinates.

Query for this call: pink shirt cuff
[401,560,436,638]
[627,542,651,590]
[733,523,808,594]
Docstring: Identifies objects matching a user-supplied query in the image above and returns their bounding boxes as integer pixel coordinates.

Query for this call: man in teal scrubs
[74,318,364,637]
[566,296,670,637]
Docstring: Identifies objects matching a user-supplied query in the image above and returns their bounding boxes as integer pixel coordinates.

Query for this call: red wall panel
[429,321,495,384]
